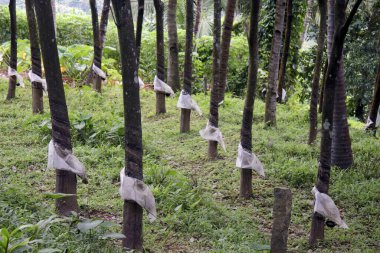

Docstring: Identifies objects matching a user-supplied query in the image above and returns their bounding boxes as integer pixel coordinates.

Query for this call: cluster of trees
[3,0,379,251]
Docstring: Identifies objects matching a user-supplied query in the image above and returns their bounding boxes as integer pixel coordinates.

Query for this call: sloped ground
[0,80,379,252]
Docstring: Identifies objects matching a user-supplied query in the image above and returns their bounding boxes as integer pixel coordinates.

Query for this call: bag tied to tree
[153,76,174,97]
[199,122,226,151]
[311,186,348,228]
[8,67,25,87]
[177,90,202,115]
[92,64,107,81]
[48,140,88,184]
[119,168,157,222]
[28,70,47,92]
[236,143,265,177]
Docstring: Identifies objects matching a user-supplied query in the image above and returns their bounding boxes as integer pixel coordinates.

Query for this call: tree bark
[167,0,181,92]
[99,0,111,55]
[136,0,144,64]
[207,0,222,159]
[318,57,328,113]
[89,0,102,92]
[194,0,203,38]
[180,0,194,133]
[26,0,44,114]
[300,0,314,46]
[6,0,17,100]
[153,0,166,114]
[218,0,238,103]
[277,0,293,103]
[239,0,260,199]
[111,0,144,251]
[366,34,380,130]
[264,0,286,127]
[331,57,353,169]
[34,0,78,216]
[308,0,327,144]
[309,0,362,245]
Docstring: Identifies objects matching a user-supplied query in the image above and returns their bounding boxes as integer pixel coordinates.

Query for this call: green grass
[0,79,379,252]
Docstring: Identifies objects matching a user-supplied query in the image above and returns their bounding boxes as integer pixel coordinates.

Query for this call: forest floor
[0,79,379,252]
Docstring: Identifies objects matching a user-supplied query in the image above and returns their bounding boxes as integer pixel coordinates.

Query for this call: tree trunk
[239,0,260,199]
[331,58,353,168]
[6,0,17,100]
[218,0,238,103]
[153,0,166,114]
[51,0,56,32]
[99,0,111,55]
[264,0,286,127]
[34,0,78,216]
[277,0,293,103]
[26,0,44,114]
[207,0,222,159]
[309,0,362,245]
[167,0,181,92]
[308,0,327,144]
[366,34,380,130]
[194,0,202,37]
[111,0,144,251]
[180,0,194,133]
[318,57,328,113]
[136,0,144,64]
[300,0,314,46]
[90,0,102,92]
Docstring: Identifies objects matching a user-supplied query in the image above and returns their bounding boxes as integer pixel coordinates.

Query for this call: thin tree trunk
[194,0,202,37]
[167,0,181,92]
[34,0,78,216]
[90,0,102,92]
[136,0,144,64]
[318,57,328,113]
[309,0,362,245]
[111,0,144,251]
[207,0,222,159]
[308,0,327,144]
[240,0,260,199]
[6,0,17,100]
[264,0,286,127]
[153,0,166,114]
[218,0,238,103]
[300,0,314,46]
[366,35,380,130]
[26,0,43,114]
[277,0,293,103]
[99,0,111,54]
[331,57,353,168]
[180,0,194,133]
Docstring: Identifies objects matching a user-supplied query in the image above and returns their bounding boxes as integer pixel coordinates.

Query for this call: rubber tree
[111,0,144,250]
[277,0,293,103]
[309,0,362,245]
[34,0,79,216]
[100,0,111,58]
[136,0,144,64]
[365,34,380,130]
[239,0,260,199]
[25,0,43,114]
[264,0,286,127]
[180,0,194,133]
[153,0,166,114]
[194,0,203,37]
[89,0,102,92]
[167,0,181,92]
[6,0,17,100]
[207,0,222,159]
[308,0,327,144]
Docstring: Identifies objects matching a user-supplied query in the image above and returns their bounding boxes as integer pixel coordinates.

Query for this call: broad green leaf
[38,249,61,253]
[77,220,103,233]
[100,233,126,240]
[43,193,76,199]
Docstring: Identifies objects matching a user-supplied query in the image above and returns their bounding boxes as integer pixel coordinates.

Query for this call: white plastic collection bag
[276,88,286,102]
[119,168,157,222]
[8,67,25,87]
[236,143,265,177]
[92,64,107,80]
[138,77,144,89]
[364,109,380,129]
[47,140,88,183]
[154,76,174,97]
[311,186,348,228]
[28,71,47,91]
[177,90,202,115]
[199,122,226,151]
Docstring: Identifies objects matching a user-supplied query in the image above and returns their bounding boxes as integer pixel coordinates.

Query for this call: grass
[0,79,379,252]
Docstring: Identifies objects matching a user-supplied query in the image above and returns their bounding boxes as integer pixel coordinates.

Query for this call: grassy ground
[0,79,379,252]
